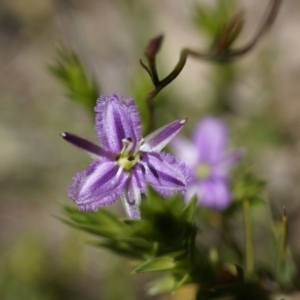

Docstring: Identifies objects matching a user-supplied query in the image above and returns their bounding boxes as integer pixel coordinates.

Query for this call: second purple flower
[61,94,189,219]
[172,117,241,210]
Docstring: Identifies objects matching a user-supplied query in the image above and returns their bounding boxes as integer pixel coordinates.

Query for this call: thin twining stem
[150,0,282,91]
[230,0,282,57]
[141,0,282,133]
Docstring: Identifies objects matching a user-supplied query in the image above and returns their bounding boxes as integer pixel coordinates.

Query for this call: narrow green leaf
[182,196,197,223]
[147,276,176,296]
[92,240,144,259]
[133,256,176,273]
[172,273,191,293]
[62,206,131,238]
[49,46,99,111]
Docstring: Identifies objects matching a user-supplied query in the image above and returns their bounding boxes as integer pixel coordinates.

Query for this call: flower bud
[212,12,244,53]
[145,35,164,59]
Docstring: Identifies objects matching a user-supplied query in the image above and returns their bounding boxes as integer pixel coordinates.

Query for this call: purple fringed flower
[61,94,189,219]
[172,117,241,210]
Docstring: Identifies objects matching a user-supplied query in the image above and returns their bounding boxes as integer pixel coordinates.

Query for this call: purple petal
[184,183,200,202]
[141,152,190,198]
[131,167,147,195]
[120,167,147,219]
[121,175,142,219]
[212,150,244,179]
[141,119,187,152]
[198,179,232,210]
[68,158,128,211]
[170,136,198,168]
[192,117,227,164]
[60,132,113,159]
[120,194,141,219]
[95,94,142,153]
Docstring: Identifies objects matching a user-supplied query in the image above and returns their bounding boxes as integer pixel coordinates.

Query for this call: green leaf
[91,240,146,259]
[62,206,129,238]
[193,0,237,37]
[172,273,191,293]
[182,196,197,222]
[223,169,266,217]
[133,256,176,273]
[49,46,99,111]
[136,188,193,248]
[147,276,176,296]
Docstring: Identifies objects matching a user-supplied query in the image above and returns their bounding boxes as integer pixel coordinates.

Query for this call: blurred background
[1,0,300,299]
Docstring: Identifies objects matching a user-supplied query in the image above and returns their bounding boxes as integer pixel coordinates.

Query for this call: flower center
[196,163,211,179]
[116,137,144,171]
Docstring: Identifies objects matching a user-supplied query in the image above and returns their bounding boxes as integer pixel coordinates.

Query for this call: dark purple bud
[145,35,164,59]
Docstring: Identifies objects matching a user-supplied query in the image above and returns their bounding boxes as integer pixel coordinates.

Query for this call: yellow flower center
[117,154,139,171]
[196,163,211,179]
[116,137,143,171]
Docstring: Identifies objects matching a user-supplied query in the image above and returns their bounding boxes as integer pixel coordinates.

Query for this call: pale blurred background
[1,0,300,299]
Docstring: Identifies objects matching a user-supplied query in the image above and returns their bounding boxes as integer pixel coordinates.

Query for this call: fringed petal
[142,152,191,198]
[68,158,128,211]
[95,94,142,153]
[141,119,187,152]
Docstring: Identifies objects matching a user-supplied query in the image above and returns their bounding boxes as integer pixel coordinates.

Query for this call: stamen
[120,138,130,155]
[123,137,134,155]
[133,138,144,156]
[139,138,145,146]
[121,138,131,145]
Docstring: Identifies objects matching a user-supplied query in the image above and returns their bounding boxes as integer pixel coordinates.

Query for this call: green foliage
[61,181,299,298]
[133,256,176,273]
[62,189,197,261]
[193,0,238,39]
[196,281,270,300]
[211,12,244,52]
[63,189,290,298]
[222,169,266,217]
[62,190,212,294]
[232,170,265,203]
[49,47,99,111]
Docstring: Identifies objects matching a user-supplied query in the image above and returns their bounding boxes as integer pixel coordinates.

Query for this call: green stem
[277,207,288,279]
[243,199,254,277]
[148,57,160,86]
